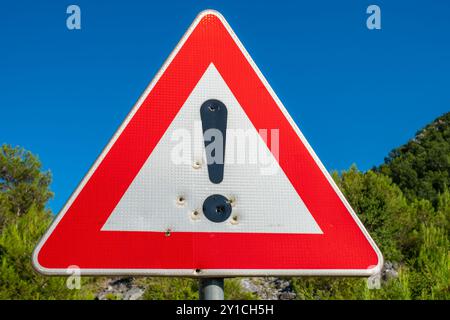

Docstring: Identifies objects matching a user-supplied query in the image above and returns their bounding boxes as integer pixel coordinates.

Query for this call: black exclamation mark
[200,99,227,183]
[200,99,232,223]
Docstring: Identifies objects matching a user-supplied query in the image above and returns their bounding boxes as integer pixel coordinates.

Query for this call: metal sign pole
[199,278,224,300]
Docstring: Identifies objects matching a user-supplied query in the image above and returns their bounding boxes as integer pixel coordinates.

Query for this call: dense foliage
[378,112,450,206]
[293,113,449,299]
[0,112,448,299]
[0,145,94,299]
[292,167,449,299]
[0,145,53,230]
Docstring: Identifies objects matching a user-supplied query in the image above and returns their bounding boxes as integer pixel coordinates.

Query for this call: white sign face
[102,64,322,235]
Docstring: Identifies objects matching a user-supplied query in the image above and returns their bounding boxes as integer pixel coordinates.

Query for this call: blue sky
[1,0,449,213]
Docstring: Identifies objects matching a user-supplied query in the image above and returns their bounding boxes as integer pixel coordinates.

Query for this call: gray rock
[240,277,296,300]
[123,287,144,300]
[279,291,296,300]
[241,278,260,293]
[382,261,399,281]
[97,277,144,300]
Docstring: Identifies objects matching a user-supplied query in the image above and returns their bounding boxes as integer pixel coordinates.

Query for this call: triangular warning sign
[33,10,382,276]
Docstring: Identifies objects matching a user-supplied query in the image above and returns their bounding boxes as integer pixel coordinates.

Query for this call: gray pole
[199,278,224,300]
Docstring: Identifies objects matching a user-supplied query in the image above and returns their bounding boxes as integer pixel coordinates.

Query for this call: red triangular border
[33,10,382,276]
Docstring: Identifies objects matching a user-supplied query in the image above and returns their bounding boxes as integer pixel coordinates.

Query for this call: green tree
[332,166,412,261]
[292,167,411,300]
[0,207,95,299]
[378,112,450,206]
[409,224,449,299]
[0,144,53,228]
[292,165,449,300]
[0,144,95,299]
